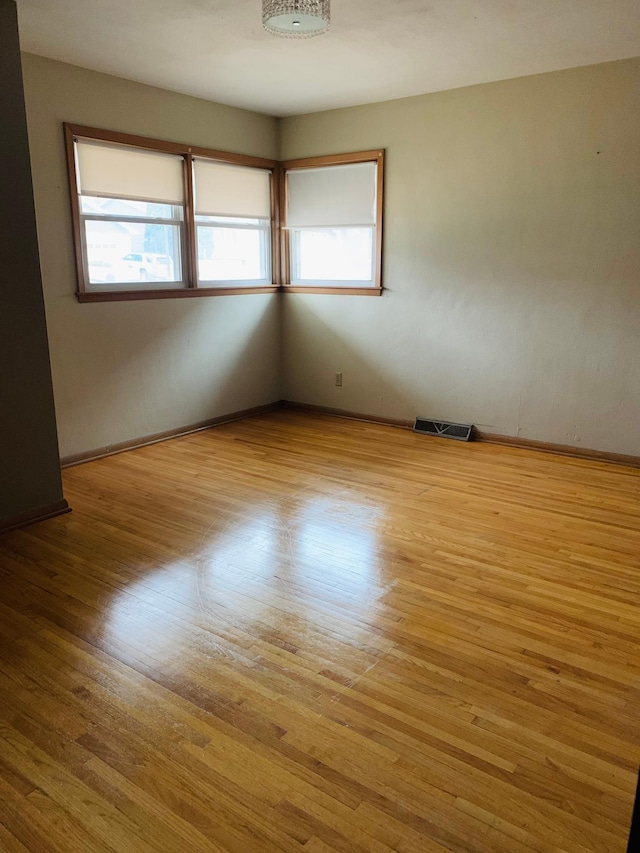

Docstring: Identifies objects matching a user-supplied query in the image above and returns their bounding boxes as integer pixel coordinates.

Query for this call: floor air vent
[414,418,473,442]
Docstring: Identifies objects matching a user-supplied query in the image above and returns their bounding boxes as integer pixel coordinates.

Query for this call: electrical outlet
[335,372,343,387]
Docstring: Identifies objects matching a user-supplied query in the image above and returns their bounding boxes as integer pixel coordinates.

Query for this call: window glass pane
[293,228,374,282]
[81,196,180,220]
[84,219,182,285]
[197,226,268,282]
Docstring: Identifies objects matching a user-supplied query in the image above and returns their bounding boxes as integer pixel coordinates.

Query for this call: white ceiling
[15,0,640,117]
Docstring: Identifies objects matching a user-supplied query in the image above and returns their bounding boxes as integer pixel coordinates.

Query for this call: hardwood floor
[1,410,639,852]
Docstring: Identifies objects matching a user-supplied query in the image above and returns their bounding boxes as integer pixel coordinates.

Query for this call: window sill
[282,286,383,296]
[76,286,278,303]
[76,285,383,302]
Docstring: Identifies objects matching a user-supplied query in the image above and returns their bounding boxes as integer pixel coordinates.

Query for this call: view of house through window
[81,197,183,288]
[74,139,186,291]
[67,126,278,299]
[66,126,384,300]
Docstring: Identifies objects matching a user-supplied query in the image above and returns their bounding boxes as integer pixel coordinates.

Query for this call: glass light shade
[263,1,330,38]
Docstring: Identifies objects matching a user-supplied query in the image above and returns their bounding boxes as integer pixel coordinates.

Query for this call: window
[65,126,384,300]
[76,140,185,291]
[65,124,277,302]
[193,159,272,287]
[281,151,384,295]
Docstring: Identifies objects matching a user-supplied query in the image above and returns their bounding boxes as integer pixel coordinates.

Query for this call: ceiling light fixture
[262,1,330,38]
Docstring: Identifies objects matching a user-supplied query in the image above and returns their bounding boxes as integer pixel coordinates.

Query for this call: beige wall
[21,54,281,459]
[280,58,640,456]
[19,54,640,461]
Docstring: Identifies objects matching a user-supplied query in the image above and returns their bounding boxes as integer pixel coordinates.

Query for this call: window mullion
[183,153,198,288]
[271,167,281,286]
[278,164,290,286]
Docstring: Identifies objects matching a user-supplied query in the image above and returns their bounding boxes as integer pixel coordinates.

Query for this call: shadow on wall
[282,295,420,422]
[281,287,539,432]
[280,194,640,454]
[207,296,281,414]
[56,294,280,458]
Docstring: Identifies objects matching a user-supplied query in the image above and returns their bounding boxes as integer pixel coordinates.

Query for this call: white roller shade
[76,140,184,205]
[194,159,271,219]
[286,161,377,229]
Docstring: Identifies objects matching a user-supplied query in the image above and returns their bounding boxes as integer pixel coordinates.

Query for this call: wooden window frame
[279,149,384,296]
[64,123,280,302]
[65,125,384,301]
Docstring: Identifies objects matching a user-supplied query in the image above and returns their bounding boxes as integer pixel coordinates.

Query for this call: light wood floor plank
[1,410,638,852]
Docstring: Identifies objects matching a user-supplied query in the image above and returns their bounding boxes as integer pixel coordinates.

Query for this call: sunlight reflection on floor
[103,489,390,671]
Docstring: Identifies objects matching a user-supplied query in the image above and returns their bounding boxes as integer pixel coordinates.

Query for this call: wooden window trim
[280,149,385,170]
[280,149,384,295]
[64,123,279,300]
[65,125,385,301]
[183,152,198,289]
[76,287,277,303]
[66,124,278,169]
[282,287,383,296]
